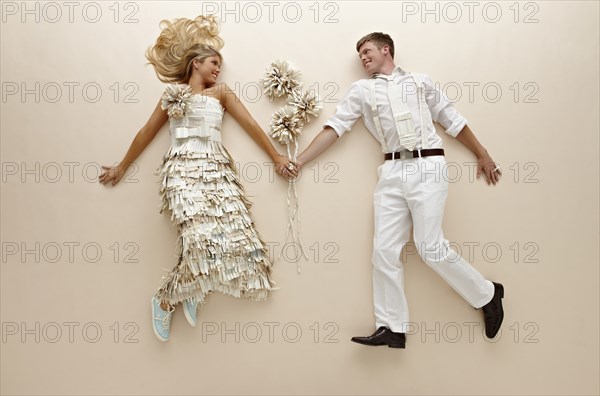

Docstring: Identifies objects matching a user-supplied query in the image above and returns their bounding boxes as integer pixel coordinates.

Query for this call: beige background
[1,1,598,395]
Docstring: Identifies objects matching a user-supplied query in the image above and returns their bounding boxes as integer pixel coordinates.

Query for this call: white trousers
[372,155,494,333]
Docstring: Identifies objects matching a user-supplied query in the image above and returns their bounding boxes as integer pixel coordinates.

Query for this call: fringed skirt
[153,137,274,306]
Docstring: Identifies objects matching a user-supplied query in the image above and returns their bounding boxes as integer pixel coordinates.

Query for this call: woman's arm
[218,83,296,178]
[99,99,168,186]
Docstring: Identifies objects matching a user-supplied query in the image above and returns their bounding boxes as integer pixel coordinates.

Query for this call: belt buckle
[399,150,412,160]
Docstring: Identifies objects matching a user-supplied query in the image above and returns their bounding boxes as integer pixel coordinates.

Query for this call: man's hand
[455,125,501,186]
[477,153,502,186]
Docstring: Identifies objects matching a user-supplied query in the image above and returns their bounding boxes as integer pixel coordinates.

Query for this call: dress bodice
[167,92,224,146]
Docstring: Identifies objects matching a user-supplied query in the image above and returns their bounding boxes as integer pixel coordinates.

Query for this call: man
[295,33,504,349]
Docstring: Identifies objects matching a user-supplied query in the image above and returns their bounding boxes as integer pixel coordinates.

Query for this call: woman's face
[195,55,221,85]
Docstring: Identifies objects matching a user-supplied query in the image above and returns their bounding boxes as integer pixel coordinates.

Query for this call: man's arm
[296,127,339,169]
[421,74,501,186]
[455,124,501,185]
[296,82,363,170]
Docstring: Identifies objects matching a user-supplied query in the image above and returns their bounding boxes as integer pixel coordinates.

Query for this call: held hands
[273,154,298,180]
[477,152,502,186]
[99,164,126,186]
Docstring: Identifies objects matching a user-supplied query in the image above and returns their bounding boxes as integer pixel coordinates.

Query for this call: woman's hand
[99,164,126,186]
[273,154,298,180]
[98,99,168,188]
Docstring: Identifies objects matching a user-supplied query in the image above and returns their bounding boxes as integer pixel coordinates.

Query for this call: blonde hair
[145,15,225,84]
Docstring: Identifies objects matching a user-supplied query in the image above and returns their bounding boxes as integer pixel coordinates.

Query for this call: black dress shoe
[482,282,504,338]
[351,326,406,348]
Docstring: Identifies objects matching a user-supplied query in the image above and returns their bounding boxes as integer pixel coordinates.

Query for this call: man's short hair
[356,32,395,59]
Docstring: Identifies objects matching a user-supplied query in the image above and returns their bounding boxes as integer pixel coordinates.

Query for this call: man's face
[358,41,388,75]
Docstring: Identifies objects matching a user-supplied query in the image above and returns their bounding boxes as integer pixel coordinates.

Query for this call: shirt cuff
[445,117,468,138]
[324,121,345,137]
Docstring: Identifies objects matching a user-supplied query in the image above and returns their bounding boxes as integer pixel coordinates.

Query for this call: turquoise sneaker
[151,297,174,341]
[183,298,198,327]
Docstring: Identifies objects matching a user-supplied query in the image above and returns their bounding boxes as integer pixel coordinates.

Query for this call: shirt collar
[371,65,407,80]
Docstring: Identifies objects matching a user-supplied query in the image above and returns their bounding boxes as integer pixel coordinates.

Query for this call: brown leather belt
[384,148,445,161]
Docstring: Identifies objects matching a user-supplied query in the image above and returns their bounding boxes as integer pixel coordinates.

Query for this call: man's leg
[407,156,494,308]
[372,161,413,333]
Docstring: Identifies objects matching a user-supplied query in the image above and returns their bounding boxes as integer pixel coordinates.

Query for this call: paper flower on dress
[161,84,193,119]
[269,105,304,145]
[260,60,302,99]
[289,89,322,123]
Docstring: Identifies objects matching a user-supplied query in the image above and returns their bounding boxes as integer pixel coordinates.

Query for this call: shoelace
[154,307,174,330]
[161,312,172,330]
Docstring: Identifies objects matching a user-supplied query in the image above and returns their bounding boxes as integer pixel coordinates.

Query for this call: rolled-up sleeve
[323,82,363,137]
[422,74,467,137]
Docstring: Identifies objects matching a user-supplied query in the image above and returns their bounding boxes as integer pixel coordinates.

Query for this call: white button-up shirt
[324,66,468,152]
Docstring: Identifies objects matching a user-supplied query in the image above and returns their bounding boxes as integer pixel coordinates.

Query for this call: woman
[99,15,297,341]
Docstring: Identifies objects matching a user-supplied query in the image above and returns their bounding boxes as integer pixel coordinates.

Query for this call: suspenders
[369,81,388,152]
[369,73,430,153]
